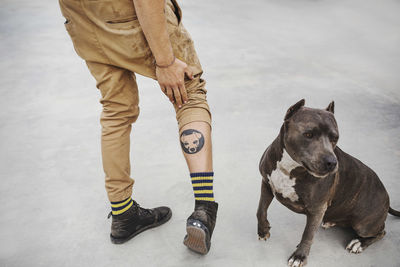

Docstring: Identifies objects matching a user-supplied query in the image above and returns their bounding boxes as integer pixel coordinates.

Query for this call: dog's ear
[194,132,202,139]
[284,99,305,121]
[326,101,335,114]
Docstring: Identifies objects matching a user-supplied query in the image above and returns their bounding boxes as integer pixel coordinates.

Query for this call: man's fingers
[160,85,169,97]
[172,86,183,107]
[179,83,188,104]
[185,67,194,80]
[165,87,174,103]
[156,61,191,107]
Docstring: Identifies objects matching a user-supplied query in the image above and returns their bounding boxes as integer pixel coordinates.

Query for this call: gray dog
[257,99,399,267]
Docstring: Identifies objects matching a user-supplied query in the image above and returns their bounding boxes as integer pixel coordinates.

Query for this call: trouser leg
[86,62,139,202]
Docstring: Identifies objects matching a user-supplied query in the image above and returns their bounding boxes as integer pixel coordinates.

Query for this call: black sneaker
[108,200,172,244]
[183,200,218,254]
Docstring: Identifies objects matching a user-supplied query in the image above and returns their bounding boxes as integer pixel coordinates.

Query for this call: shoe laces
[137,204,153,216]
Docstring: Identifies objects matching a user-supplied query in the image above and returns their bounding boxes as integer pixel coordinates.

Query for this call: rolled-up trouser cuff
[177,107,211,130]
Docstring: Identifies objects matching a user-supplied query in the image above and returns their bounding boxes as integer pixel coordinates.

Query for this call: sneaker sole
[183,220,210,255]
[110,209,172,244]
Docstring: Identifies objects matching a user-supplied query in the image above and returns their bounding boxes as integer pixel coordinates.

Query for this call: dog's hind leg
[347,218,387,254]
[257,180,274,240]
[346,230,386,254]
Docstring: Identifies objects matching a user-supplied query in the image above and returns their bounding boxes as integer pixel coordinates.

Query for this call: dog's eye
[303,132,313,139]
[330,136,339,143]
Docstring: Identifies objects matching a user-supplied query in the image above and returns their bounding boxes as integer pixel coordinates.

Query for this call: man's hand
[132,0,193,108]
[156,58,194,108]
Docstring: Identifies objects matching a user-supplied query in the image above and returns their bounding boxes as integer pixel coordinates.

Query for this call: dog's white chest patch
[268,149,301,202]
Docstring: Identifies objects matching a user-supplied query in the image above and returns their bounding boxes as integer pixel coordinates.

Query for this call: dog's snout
[324,155,337,172]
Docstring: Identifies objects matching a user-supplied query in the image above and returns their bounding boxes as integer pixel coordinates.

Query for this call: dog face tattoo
[180,129,205,154]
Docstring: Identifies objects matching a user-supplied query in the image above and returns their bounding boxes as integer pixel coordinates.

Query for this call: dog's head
[180,130,204,154]
[282,99,339,178]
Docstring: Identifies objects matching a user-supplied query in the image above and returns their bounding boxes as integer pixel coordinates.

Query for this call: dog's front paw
[346,239,363,254]
[257,223,271,241]
[288,251,307,267]
[258,232,270,241]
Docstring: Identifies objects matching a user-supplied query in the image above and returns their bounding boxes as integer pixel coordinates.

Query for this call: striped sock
[111,197,134,216]
[191,172,215,202]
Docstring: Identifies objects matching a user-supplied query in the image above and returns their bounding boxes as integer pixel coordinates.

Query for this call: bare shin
[179,121,212,173]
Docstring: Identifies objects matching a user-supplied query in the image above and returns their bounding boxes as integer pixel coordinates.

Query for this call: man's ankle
[110,197,134,216]
[191,172,215,202]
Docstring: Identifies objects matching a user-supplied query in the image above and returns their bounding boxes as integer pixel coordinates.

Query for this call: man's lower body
[59,0,217,254]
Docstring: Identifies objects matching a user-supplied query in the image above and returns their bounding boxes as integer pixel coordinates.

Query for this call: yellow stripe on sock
[112,200,133,215]
[195,197,215,201]
[111,198,132,208]
[193,190,214,194]
[191,177,213,181]
[192,183,213,187]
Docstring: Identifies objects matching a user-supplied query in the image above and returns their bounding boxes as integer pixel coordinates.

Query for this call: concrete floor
[1,0,399,266]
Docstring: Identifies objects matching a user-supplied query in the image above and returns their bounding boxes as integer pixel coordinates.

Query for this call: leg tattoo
[180,129,205,154]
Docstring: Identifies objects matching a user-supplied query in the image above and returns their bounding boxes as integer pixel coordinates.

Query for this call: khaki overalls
[59,0,211,201]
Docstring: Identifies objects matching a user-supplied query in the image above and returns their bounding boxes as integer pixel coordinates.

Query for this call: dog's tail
[389,207,400,217]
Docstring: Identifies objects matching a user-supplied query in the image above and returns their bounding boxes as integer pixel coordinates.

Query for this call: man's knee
[101,104,139,138]
[89,66,139,139]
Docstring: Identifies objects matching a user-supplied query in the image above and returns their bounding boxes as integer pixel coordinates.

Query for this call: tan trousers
[59,0,211,202]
